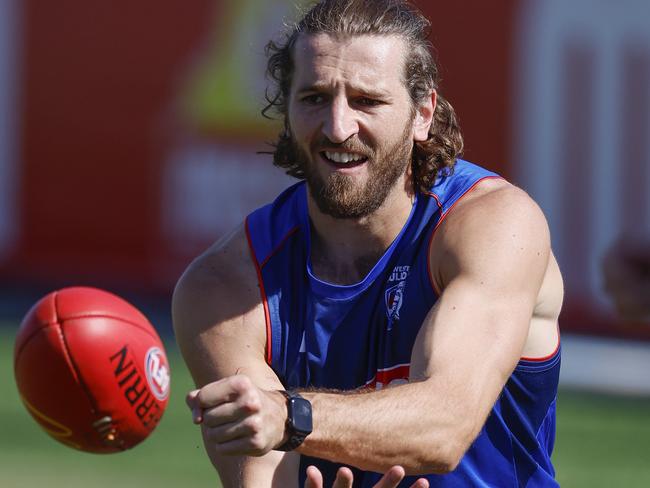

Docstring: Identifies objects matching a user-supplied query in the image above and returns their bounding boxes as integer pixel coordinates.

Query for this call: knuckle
[230,374,252,393]
[195,388,212,407]
[249,433,267,453]
[240,394,261,414]
[243,415,262,434]
[185,390,198,405]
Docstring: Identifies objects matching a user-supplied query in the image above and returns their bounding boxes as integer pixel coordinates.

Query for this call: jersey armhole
[425,176,505,296]
[519,325,561,365]
[244,216,273,366]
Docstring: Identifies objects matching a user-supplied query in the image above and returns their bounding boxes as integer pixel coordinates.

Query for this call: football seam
[57,322,102,414]
[54,292,101,417]
[15,314,163,363]
[14,322,60,367]
[55,313,162,342]
[51,322,81,389]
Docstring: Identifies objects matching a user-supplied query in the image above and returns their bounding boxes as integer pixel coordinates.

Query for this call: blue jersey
[245,160,560,487]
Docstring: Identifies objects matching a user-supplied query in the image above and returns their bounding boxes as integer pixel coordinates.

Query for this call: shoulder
[430,179,551,288]
[173,224,258,319]
[172,224,267,385]
[445,179,548,233]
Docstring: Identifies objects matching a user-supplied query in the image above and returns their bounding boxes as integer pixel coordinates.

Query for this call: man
[172,1,563,486]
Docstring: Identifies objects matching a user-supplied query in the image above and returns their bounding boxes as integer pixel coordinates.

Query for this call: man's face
[287,34,422,219]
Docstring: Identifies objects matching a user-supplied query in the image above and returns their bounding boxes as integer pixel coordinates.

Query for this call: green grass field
[2,325,650,487]
[2,326,218,488]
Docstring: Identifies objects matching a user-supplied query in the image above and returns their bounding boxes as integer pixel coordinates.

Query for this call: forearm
[297,380,476,475]
[204,437,299,488]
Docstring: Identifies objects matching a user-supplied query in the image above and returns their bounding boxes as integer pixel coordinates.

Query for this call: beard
[292,123,414,219]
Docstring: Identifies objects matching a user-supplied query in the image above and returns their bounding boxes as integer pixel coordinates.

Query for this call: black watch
[275,390,313,451]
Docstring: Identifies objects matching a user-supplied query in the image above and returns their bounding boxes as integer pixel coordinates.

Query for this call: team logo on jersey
[388,265,410,283]
[385,265,410,330]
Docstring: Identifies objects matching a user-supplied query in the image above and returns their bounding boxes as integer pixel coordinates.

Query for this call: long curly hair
[262,0,464,193]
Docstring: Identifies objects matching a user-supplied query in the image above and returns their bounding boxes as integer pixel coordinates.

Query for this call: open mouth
[320,151,368,169]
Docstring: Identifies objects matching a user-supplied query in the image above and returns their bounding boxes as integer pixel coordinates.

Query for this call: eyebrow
[295,83,391,99]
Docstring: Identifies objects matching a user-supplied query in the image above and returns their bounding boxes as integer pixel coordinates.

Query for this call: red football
[13,287,171,453]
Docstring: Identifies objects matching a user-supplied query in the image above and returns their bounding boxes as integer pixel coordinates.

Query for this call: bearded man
[172,1,563,487]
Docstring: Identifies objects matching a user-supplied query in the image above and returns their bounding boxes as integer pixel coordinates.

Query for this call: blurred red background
[1,0,648,340]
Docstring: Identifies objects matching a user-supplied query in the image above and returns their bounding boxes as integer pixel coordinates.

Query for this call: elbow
[415,443,464,475]
[362,435,468,476]
[435,445,464,474]
[407,427,473,475]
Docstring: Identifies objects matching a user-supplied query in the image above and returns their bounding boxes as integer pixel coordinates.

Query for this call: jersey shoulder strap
[426,159,501,213]
[245,181,307,267]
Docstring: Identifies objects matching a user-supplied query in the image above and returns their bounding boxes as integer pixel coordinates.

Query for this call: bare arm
[293,185,552,474]
[189,185,560,476]
[172,225,299,487]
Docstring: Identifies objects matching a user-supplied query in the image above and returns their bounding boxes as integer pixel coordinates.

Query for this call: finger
[206,431,269,457]
[202,400,250,428]
[196,375,255,409]
[409,479,429,488]
[333,467,354,488]
[204,415,262,446]
[304,465,323,488]
[373,465,404,488]
[186,389,203,424]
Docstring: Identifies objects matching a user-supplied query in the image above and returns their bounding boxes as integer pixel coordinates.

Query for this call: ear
[413,90,436,142]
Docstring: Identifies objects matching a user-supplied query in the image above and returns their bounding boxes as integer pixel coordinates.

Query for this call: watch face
[290,397,313,434]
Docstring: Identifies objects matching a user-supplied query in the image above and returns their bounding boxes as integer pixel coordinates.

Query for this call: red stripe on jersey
[244,217,273,366]
[365,364,410,390]
[426,176,504,296]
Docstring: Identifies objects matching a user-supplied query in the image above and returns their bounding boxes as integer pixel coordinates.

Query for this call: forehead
[291,33,408,91]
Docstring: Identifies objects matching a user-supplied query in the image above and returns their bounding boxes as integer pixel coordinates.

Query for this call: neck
[307,174,415,285]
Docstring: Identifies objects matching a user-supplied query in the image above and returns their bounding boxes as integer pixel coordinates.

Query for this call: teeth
[324,151,365,164]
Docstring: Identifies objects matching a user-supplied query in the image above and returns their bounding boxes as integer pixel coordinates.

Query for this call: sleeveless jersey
[245,160,561,487]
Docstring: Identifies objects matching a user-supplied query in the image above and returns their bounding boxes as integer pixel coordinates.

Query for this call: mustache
[310,136,373,156]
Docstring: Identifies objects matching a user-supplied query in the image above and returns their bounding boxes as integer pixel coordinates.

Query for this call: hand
[304,465,429,488]
[603,236,650,321]
[186,374,287,456]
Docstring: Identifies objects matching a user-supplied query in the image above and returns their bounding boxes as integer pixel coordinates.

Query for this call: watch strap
[275,390,312,451]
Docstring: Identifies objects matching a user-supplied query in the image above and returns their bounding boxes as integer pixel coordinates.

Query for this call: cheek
[288,111,319,149]
[287,105,308,136]
[372,120,411,147]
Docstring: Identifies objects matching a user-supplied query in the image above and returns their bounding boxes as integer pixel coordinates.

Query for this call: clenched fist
[187,375,288,456]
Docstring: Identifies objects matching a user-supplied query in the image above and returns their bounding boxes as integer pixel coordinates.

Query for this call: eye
[356,97,383,107]
[301,94,326,105]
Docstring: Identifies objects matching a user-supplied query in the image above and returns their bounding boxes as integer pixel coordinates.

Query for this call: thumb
[186,389,203,424]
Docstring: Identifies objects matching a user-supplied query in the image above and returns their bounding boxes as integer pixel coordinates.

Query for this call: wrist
[269,390,290,447]
[274,390,313,451]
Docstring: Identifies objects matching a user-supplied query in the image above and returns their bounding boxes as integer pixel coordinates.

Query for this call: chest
[272,254,437,390]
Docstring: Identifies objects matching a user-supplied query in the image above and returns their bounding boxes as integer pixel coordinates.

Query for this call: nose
[321,97,359,143]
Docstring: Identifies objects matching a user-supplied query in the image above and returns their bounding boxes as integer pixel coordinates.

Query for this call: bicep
[411,188,550,424]
[186,311,298,488]
[174,290,279,389]
[171,227,277,388]
[411,277,536,394]
[172,233,299,487]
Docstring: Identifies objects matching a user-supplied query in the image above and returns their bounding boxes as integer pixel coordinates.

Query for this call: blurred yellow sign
[182,0,309,137]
